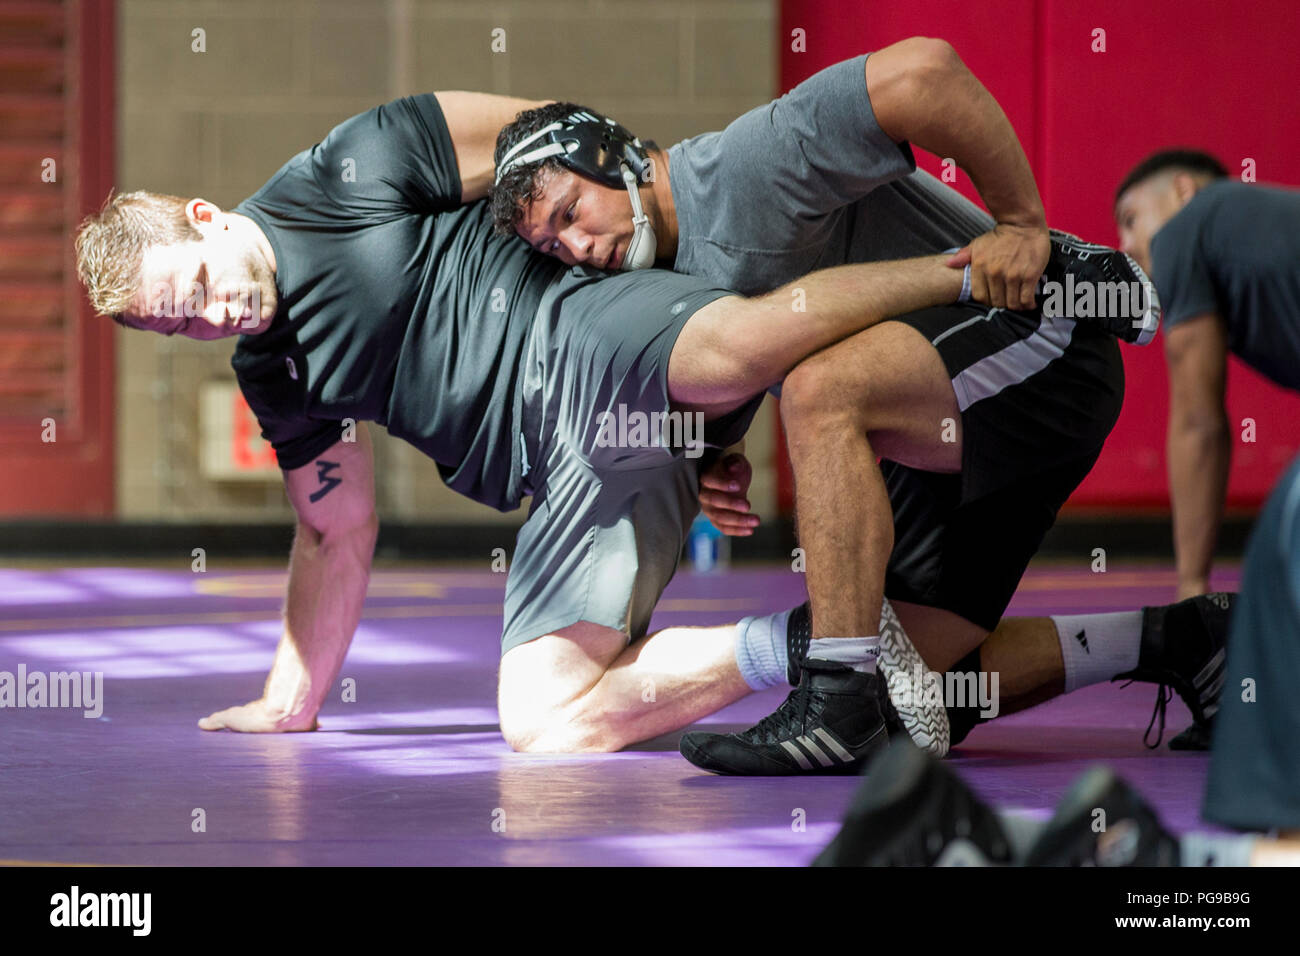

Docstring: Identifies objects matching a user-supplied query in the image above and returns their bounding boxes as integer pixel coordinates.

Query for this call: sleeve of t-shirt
[706,54,916,224]
[235,374,342,473]
[310,93,464,214]
[1149,204,1222,329]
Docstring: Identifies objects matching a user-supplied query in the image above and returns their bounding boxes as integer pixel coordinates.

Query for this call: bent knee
[500,708,623,754]
[496,622,631,753]
[781,354,867,427]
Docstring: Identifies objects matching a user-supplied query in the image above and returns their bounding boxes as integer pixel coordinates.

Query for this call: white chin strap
[619,165,656,271]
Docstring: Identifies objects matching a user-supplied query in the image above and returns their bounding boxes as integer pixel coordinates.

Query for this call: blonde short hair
[74,190,201,324]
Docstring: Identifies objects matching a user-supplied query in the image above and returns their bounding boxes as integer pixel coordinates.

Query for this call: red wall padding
[777,0,1300,511]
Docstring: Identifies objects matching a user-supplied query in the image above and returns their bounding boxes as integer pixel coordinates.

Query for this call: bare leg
[780,321,962,640]
[791,425,894,638]
[890,601,987,672]
[497,607,1069,753]
[498,620,752,753]
[897,603,1067,715]
[976,617,1067,712]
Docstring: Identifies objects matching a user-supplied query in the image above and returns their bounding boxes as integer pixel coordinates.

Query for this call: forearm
[262,517,378,722]
[672,255,961,408]
[933,86,1043,228]
[745,254,962,388]
[437,91,555,203]
[1168,418,1231,592]
[870,42,1044,228]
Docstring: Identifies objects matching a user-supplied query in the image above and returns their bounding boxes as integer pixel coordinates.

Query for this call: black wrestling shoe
[680,659,890,775]
[875,667,909,743]
[946,704,980,748]
[945,648,987,748]
[787,599,950,756]
[1168,716,1215,751]
[786,601,812,686]
[1039,229,1161,345]
[1113,592,1233,749]
[814,743,1014,866]
[1023,766,1180,866]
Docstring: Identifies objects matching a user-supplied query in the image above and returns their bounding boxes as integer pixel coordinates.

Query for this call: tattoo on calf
[309,460,342,503]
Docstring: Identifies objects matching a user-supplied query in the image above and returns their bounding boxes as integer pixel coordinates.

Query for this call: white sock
[733,610,792,690]
[1053,611,1142,693]
[807,636,879,674]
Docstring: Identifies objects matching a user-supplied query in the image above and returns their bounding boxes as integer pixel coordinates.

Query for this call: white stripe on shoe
[795,734,835,768]
[778,730,859,770]
[780,740,814,770]
[1194,648,1226,689]
[812,727,855,762]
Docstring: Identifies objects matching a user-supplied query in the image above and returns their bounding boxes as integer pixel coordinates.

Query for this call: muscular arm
[198,425,379,731]
[866,37,1047,309]
[437,91,553,203]
[1164,313,1231,600]
[670,254,962,413]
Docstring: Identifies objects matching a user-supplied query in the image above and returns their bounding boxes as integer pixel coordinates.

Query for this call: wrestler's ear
[185,198,222,226]
[1169,171,1201,207]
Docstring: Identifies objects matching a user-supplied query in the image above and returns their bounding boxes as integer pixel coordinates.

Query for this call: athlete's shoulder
[1152,185,1223,259]
[1178,179,1259,226]
[1159,180,1285,258]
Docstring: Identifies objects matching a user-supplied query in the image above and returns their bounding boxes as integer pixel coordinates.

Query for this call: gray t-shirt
[1150,180,1300,391]
[668,54,994,296]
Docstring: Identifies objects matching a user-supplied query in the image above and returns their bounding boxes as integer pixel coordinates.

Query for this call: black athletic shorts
[881,303,1125,631]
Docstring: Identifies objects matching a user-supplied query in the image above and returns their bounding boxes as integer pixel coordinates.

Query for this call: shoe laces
[1120,680,1173,749]
[751,659,840,740]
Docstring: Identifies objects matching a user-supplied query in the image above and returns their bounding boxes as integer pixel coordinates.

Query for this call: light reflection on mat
[0,563,1232,866]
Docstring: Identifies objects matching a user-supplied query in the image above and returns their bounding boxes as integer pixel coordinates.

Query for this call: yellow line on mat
[0,859,109,867]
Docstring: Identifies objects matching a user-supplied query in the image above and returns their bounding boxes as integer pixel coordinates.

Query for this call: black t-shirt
[1150,180,1300,391]
[231,95,563,511]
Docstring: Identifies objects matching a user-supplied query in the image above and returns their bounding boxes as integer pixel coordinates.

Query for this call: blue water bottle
[689,513,729,573]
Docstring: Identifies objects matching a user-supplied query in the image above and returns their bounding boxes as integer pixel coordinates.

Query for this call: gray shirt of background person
[1150,180,1300,392]
[667,54,995,297]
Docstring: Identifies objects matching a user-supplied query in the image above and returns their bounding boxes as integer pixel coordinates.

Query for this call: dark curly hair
[489,102,656,237]
[490,102,588,236]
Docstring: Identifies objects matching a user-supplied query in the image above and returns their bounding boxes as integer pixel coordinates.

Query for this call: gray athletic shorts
[500,266,759,655]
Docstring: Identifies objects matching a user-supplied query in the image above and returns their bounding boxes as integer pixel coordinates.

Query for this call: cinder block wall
[115,0,778,524]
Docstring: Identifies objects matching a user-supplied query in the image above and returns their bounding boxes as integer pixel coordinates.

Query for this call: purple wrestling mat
[0,561,1238,866]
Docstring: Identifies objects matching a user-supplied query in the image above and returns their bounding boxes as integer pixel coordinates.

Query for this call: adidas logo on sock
[1074,629,1089,653]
